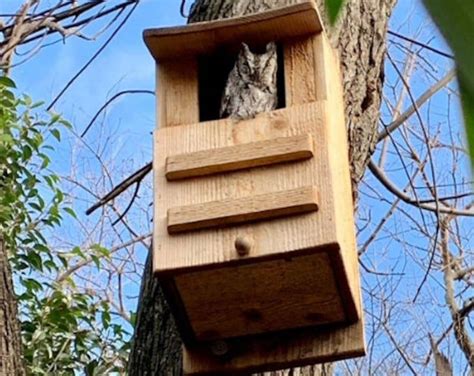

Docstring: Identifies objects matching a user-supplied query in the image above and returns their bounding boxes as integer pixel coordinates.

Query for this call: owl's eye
[239,62,251,76]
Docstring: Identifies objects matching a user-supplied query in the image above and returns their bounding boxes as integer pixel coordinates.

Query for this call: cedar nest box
[144,1,365,374]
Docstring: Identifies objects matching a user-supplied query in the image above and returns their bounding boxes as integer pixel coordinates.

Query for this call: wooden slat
[144,1,323,61]
[166,134,314,180]
[167,186,319,234]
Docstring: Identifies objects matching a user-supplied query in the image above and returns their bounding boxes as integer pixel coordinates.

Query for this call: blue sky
[2,0,472,374]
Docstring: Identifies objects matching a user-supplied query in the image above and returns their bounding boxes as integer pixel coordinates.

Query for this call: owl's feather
[220,42,278,120]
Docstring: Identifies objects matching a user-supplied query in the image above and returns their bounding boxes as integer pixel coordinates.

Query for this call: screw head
[235,236,252,256]
[210,340,229,356]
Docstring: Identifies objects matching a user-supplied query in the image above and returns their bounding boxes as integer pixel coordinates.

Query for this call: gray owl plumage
[220,42,278,120]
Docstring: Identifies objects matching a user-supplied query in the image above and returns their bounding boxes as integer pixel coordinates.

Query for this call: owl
[220,42,278,120]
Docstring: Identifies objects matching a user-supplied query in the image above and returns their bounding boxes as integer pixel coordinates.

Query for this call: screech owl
[220,42,278,120]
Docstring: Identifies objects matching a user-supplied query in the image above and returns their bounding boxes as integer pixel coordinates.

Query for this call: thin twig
[81,89,154,138]
[86,162,152,215]
[368,161,474,217]
[388,30,454,59]
[378,69,456,142]
[112,181,140,226]
[57,232,152,283]
[46,1,139,110]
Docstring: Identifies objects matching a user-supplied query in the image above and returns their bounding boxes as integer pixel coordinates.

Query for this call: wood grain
[183,320,365,375]
[176,252,345,341]
[150,6,365,371]
[154,102,338,274]
[322,33,363,323]
[167,186,319,234]
[157,59,199,127]
[165,134,314,180]
[144,1,323,61]
[284,36,318,105]
[180,34,365,374]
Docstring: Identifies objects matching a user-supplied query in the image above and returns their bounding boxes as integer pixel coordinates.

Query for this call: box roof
[143,1,323,61]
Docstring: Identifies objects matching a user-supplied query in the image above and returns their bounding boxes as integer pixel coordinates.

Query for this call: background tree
[127,0,394,374]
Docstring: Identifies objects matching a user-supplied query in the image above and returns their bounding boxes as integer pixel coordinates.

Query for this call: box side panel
[319,35,364,323]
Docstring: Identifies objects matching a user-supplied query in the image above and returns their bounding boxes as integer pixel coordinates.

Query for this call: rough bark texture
[129,0,396,374]
[128,252,182,375]
[0,237,25,376]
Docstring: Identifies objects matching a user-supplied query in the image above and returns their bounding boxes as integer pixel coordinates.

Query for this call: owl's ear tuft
[240,42,252,57]
[265,42,277,54]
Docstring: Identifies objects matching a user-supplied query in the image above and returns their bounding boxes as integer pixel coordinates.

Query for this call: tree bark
[0,237,25,376]
[128,0,396,374]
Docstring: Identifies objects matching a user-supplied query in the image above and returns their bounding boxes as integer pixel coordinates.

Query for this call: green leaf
[59,119,73,129]
[129,311,137,326]
[58,254,69,268]
[50,128,61,141]
[71,246,86,260]
[459,75,474,166]
[101,310,111,329]
[0,133,13,143]
[91,255,101,269]
[26,251,43,271]
[49,112,61,125]
[423,0,474,166]
[63,207,77,219]
[31,100,45,109]
[91,244,110,258]
[22,278,43,292]
[325,0,345,25]
[0,76,16,88]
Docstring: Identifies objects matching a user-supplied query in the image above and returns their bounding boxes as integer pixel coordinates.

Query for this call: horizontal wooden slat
[165,134,314,180]
[143,1,323,60]
[168,186,319,234]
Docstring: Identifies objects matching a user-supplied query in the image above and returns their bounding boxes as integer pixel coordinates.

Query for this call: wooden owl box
[144,1,365,374]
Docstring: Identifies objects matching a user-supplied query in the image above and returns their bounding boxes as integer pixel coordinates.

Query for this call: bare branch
[378,69,456,142]
[368,161,474,217]
[47,1,139,110]
[387,30,454,59]
[57,232,152,283]
[86,162,152,215]
[440,218,474,367]
[81,89,155,138]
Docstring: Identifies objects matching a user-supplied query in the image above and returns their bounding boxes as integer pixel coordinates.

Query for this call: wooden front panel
[176,252,345,341]
[153,102,338,274]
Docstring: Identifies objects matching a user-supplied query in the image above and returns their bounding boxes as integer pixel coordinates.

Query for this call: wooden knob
[210,340,229,356]
[235,236,252,256]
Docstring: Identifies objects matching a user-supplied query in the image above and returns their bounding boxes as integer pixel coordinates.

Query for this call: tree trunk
[128,0,396,374]
[0,237,25,376]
